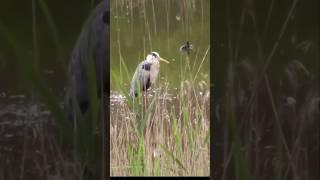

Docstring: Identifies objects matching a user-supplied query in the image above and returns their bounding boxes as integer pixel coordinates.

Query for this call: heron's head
[186,41,193,49]
[146,52,170,64]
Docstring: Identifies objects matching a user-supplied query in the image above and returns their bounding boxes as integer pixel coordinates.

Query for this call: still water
[110,0,210,92]
[0,1,106,120]
[0,1,104,179]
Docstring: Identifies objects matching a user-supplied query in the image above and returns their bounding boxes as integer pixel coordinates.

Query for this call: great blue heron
[64,0,109,121]
[179,41,193,54]
[129,52,169,98]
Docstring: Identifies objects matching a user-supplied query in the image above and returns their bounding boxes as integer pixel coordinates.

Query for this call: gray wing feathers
[129,64,140,96]
[130,61,150,96]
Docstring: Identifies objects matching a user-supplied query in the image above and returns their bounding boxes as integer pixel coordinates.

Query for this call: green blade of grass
[204,130,210,145]
[138,95,156,136]
[172,107,182,156]
[0,23,71,140]
[119,55,131,82]
[160,144,186,171]
[37,0,65,71]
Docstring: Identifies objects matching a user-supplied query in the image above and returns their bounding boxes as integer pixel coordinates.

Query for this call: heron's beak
[159,57,170,64]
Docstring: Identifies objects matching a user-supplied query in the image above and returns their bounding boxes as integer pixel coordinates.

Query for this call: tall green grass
[110,47,210,176]
[214,0,319,179]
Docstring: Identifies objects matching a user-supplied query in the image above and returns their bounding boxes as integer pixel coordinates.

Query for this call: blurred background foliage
[0,0,105,179]
[213,0,319,179]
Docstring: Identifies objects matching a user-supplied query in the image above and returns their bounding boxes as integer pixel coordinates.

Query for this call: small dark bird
[179,41,193,54]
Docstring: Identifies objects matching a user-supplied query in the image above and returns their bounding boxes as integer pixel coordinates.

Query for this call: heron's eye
[151,52,157,58]
[103,11,109,24]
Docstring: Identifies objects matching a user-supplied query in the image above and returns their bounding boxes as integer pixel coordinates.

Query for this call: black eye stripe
[151,52,157,57]
[103,11,109,24]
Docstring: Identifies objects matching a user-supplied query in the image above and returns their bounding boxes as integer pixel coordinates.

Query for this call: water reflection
[0,0,106,179]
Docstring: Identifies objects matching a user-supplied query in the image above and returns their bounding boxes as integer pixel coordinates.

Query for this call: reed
[110,48,210,176]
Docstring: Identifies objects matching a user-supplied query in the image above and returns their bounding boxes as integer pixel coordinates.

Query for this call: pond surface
[109,0,211,176]
[0,0,97,97]
[0,1,103,179]
[110,0,210,92]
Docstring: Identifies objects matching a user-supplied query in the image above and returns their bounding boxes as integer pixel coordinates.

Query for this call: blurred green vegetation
[0,0,97,96]
[213,0,319,179]
[0,0,106,179]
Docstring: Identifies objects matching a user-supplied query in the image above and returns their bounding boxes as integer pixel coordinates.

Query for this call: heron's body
[64,0,109,120]
[130,52,168,97]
